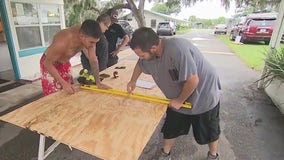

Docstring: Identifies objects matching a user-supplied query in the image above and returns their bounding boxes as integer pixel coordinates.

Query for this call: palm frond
[259,47,284,87]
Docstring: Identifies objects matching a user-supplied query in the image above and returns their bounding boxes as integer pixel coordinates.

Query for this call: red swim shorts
[40,54,74,96]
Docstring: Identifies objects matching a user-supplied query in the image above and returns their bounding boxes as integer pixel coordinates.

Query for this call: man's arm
[86,46,100,81]
[117,34,129,51]
[43,42,75,94]
[127,62,142,93]
[169,74,199,109]
[111,34,129,57]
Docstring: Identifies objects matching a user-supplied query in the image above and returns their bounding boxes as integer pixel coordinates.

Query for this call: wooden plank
[0,60,167,160]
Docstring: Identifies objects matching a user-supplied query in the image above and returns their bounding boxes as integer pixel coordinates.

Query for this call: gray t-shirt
[138,38,221,115]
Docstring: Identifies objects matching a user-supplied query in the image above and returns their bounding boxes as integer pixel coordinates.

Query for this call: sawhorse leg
[37,135,61,160]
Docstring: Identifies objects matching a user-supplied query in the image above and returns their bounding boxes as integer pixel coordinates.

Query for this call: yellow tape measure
[80,85,191,109]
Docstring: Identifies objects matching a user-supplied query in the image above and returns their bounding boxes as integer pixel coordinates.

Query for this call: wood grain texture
[0,60,167,160]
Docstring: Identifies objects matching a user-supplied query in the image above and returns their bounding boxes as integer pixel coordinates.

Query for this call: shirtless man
[40,19,110,96]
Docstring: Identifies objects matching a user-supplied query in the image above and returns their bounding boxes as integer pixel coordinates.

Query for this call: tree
[234,0,281,10]
[126,0,146,27]
[64,0,125,26]
[64,0,100,26]
[215,17,226,24]
[129,0,281,27]
[151,2,181,15]
[202,19,213,28]
[64,0,282,27]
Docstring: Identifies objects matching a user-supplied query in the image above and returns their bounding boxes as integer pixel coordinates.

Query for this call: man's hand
[127,81,136,94]
[62,82,75,94]
[169,98,184,110]
[97,82,112,89]
[110,50,120,57]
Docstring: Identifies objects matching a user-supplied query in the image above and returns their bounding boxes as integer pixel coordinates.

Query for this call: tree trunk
[127,0,146,27]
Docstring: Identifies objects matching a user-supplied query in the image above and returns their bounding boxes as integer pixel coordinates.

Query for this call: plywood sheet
[0,60,167,160]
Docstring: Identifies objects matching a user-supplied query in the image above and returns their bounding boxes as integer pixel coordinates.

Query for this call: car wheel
[264,40,270,45]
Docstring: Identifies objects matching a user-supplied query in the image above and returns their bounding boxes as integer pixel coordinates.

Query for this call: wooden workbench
[0,60,167,160]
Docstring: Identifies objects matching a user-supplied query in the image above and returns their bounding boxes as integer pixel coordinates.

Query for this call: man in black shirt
[81,13,111,72]
[105,9,129,67]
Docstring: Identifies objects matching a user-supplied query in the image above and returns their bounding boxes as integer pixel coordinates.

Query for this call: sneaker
[157,149,171,160]
[207,151,219,160]
[85,75,96,85]
[78,69,89,85]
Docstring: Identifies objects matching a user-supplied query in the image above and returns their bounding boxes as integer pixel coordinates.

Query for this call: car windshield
[216,24,226,28]
[158,23,170,28]
[249,19,276,26]
[118,21,128,28]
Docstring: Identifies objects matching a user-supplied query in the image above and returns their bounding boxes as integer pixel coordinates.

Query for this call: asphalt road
[1,29,284,160]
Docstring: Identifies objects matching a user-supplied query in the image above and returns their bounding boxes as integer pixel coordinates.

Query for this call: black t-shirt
[104,23,126,53]
[80,35,108,71]
[96,35,108,71]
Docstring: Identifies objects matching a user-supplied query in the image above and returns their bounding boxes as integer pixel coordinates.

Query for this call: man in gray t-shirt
[127,27,221,160]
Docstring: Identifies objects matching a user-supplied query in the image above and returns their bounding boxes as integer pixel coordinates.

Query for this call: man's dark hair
[129,27,159,52]
[80,19,102,38]
[106,8,115,16]
[106,8,118,22]
[97,13,111,23]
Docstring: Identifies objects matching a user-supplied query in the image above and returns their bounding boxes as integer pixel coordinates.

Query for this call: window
[151,19,156,28]
[249,19,276,26]
[40,4,60,24]
[10,1,39,25]
[10,1,61,50]
[43,26,60,45]
[41,4,61,45]
[16,26,41,49]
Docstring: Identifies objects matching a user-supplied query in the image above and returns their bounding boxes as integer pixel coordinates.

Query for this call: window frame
[10,0,62,51]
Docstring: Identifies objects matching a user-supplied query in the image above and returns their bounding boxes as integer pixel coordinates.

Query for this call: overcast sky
[145,0,236,20]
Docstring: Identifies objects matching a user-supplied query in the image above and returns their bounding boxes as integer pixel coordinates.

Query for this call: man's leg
[208,139,219,156]
[161,108,191,154]
[192,103,220,159]
[162,138,176,154]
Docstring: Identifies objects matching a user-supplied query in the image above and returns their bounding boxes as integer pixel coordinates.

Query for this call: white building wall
[18,54,42,80]
[144,12,169,31]
[121,11,185,32]
[5,0,65,80]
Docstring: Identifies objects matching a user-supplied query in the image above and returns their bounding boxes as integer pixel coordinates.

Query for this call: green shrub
[261,47,284,86]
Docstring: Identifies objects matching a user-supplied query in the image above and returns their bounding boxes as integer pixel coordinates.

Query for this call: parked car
[156,21,176,36]
[117,20,133,38]
[214,24,227,34]
[116,20,133,46]
[229,12,278,44]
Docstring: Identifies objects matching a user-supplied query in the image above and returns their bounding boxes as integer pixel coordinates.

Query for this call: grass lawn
[217,35,270,71]
[177,29,191,35]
